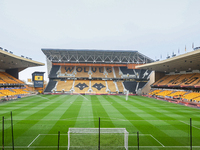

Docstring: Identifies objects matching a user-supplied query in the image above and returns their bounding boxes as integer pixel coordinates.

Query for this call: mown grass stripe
[90,95,115,128]
[108,95,188,146]
[3,95,70,146]
[74,95,94,128]
[1,95,200,149]
[35,95,80,147]
[97,95,136,130]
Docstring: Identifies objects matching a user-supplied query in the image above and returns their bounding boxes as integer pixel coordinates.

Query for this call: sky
[0,0,200,82]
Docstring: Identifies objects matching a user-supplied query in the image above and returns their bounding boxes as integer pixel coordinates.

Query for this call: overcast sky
[0,0,200,82]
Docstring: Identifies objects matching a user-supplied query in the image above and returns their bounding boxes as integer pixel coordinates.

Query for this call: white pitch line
[79,94,89,101]
[180,120,200,130]
[5,146,200,149]
[35,95,50,100]
[40,134,68,135]
[27,134,40,147]
[150,134,165,147]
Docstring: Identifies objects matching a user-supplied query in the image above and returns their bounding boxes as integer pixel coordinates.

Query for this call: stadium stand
[0,72,24,84]
[183,92,200,101]
[0,71,30,99]
[91,67,105,78]
[0,78,6,84]
[0,89,16,96]
[193,96,200,102]
[56,81,67,91]
[44,65,152,94]
[75,66,90,78]
[56,80,74,92]
[116,81,124,93]
[61,66,75,74]
[123,81,137,94]
[180,73,200,87]
[12,88,29,95]
[42,49,153,94]
[74,80,90,93]
[149,89,161,95]
[152,73,200,88]
[107,80,117,93]
[155,90,173,97]
[0,47,45,100]
[91,80,107,93]
[153,75,181,86]
[114,67,121,78]
[105,67,114,78]
[168,91,186,98]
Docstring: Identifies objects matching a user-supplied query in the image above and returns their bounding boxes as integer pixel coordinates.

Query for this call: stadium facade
[137,47,200,106]
[0,47,44,100]
[42,49,154,95]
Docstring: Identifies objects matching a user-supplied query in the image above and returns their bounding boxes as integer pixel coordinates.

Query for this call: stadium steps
[120,67,134,74]
[112,67,116,78]
[44,80,57,92]
[114,81,119,92]
[123,81,137,94]
[107,81,117,93]
[114,67,121,78]
[116,81,124,93]
[49,65,60,78]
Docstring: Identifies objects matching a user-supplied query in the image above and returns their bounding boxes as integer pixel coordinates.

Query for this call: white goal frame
[126,90,129,101]
[68,128,129,150]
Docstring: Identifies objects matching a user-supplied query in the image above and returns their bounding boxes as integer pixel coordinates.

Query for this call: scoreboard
[32,72,45,88]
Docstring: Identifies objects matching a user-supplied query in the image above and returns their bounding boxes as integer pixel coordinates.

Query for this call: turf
[0,94,200,150]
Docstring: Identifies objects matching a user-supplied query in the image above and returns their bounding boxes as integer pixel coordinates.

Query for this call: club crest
[75,83,88,90]
[92,83,105,90]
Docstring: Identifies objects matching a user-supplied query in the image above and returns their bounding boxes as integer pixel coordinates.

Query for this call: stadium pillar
[58,131,60,150]
[98,117,100,150]
[2,116,4,150]
[11,111,14,150]
[190,118,192,150]
[137,131,139,150]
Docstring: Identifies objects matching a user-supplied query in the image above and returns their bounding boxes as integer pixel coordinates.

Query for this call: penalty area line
[27,134,40,147]
[179,120,200,131]
[150,134,165,147]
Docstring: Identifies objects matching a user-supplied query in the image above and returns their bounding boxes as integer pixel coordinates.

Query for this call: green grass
[0,94,200,150]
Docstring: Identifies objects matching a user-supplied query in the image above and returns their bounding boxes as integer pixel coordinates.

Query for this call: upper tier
[49,65,151,80]
[152,73,200,88]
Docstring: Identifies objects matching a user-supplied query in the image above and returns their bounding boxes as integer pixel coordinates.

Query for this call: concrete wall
[141,71,155,94]
[155,71,165,82]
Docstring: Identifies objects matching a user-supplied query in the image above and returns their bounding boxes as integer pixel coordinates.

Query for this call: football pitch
[0,94,200,150]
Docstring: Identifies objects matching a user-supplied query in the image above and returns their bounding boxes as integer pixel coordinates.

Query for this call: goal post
[126,90,129,101]
[68,128,129,150]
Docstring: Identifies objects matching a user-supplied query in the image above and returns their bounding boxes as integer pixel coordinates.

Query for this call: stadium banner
[32,72,45,88]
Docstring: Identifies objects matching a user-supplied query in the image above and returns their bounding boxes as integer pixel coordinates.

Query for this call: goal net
[68,128,129,150]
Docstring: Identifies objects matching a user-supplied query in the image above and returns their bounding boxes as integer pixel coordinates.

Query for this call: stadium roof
[136,48,200,72]
[42,49,154,64]
[0,48,45,72]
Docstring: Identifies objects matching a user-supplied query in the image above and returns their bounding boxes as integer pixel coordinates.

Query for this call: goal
[68,128,129,150]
